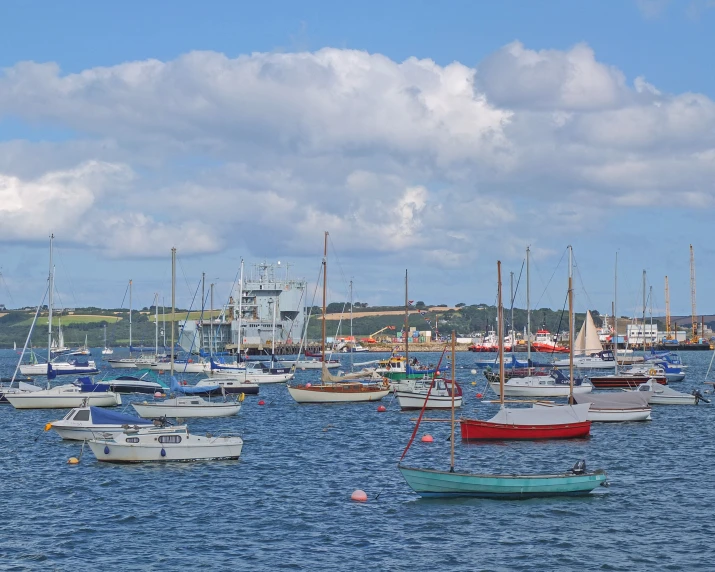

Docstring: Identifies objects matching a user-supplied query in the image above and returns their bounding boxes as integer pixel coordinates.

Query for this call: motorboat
[94,369,168,394]
[132,395,241,418]
[631,379,699,405]
[87,425,244,463]
[195,376,260,395]
[47,405,153,440]
[19,357,99,377]
[588,367,667,389]
[5,380,121,409]
[487,368,593,397]
[531,328,569,353]
[553,350,617,370]
[396,378,462,410]
[149,357,211,373]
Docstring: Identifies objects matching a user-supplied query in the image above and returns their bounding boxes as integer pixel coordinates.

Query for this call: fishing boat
[5,380,121,409]
[47,405,153,440]
[287,232,391,404]
[398,328,607,499]
[87,424,243,463]
[461,256,591,441]
[531,328,569,353]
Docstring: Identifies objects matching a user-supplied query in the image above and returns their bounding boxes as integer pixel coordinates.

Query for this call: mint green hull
[382,371,427,381]
[399,465,607,499]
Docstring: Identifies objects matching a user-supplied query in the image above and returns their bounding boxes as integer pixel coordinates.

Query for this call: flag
[408,300,414,305]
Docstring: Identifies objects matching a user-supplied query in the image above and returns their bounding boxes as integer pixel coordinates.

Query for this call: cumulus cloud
[0,42,713,275]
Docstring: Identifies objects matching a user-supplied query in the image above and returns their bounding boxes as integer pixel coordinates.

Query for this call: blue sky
[1,0,714,316]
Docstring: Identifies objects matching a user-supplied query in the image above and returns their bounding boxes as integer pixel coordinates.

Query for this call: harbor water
[1,349,715,571]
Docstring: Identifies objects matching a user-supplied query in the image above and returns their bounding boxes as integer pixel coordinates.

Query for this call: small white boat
[132,396,241,418]
[5,383,121,409]
[396,378,463,410]
[19,358,99,376]
[48,405,153,440]
[87,425,243,463]
[488,369,594,398]
[149,359,211,373]
[571,392,651,422]
[107,357,138,369]
[101,348,114,355]
[195,377,259,395]
[632,379,698,405]
[288,359,341,370]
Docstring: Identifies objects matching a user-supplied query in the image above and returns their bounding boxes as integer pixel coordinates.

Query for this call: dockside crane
[690,244,698,342]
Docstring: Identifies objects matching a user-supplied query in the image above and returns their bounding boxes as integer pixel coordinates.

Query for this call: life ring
[648,368,657,375]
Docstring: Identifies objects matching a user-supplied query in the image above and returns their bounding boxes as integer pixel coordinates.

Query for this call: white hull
[107,359,138,369]
[6,387,121,409]
[587,407,652,422]
[649,395,696,405]
[396,392,463,410]
[19,361,98,376]
[88,427,243,462]
[553,358,616,369]
[101,348,114,355]
[490,380,593,397]
[52,424,147,441]
[132,399,241,418]
[287,385,390,403]
[149,362,211,373]
[290,360,341,370]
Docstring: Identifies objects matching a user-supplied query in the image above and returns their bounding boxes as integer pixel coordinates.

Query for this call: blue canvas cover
[89,406,152,426]
[170,376,220,395]
[74,377,111,392]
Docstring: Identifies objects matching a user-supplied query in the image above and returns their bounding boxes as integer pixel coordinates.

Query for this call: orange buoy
[421,434,434,443]
[377,405,386,412]
[67,457,79,465]
[476,393,483,398]
[258,400,265,406]
[351,489,368,502]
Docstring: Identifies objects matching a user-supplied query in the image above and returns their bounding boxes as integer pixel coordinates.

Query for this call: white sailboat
[553,311,616,369]
[107,279,138,369]
[102,325,114,355]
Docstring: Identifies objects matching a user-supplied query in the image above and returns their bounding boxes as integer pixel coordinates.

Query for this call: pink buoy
[421,434,434,443]
[351,489,368,502]
[154,392,163,398]
[258,400,265,406]
[377,405,386,412]
[305,383,312,388]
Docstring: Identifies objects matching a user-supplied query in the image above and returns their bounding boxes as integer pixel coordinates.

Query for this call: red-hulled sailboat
[460,251,592,441]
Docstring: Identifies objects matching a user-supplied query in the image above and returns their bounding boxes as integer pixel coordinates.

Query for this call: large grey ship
[179,261,307,355]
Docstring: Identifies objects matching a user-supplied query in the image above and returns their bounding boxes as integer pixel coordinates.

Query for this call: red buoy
[421,434,434,443]
[351,489,368,502]
[258,400,265,406]
[377,405,386,412]
[476,393,483,398]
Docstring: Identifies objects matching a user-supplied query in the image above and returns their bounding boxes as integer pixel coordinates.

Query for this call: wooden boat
[461,254,592,441]
[398,325,606,500]
[287,232,391,404]
[588,371,666,389]
[87,425,243,463]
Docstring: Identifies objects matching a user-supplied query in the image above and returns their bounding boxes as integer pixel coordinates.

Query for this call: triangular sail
[574,311,603,355]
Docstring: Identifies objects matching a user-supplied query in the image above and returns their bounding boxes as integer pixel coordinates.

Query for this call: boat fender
[571,460,586,475]
[104,446,110,455]
[238,393,245,402]
[161,448,166,457]
[648,369,657,375]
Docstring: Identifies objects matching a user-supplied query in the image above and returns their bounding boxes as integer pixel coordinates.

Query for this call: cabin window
[158,435,182,444]
[191,400,200,405]
[73,410,91,422]
[126,437,140,443]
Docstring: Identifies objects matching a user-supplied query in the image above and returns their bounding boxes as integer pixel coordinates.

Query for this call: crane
[690,244,698,342]
[665,276,672,339]
[361,325,396,344]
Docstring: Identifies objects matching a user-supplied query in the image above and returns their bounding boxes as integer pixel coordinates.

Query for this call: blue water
[1,349,715,571]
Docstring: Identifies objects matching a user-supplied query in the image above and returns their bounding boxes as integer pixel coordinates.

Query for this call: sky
[1,0,714,317]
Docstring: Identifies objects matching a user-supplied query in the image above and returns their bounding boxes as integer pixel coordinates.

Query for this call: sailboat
[102,325,114,355]
[287,232,390,403]
[553,311,616,369]
[398,329,607,499]
[107,280,139,369]
[460,258,591,440]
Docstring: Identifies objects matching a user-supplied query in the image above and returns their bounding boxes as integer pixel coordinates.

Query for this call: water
[1,349,715,571]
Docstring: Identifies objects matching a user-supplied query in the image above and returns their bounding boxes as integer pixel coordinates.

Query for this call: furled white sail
[573,311,603,355]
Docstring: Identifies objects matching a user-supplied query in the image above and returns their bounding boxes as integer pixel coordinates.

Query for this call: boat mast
[162,297,166,350]
[129,279,132,352]
[271,295,278,360]
[405,269,409,370]
[154,293,159,357]
[526,246,531,365]
[497,261,504,408]
[210,282,214,357]
[322,232,328,364]
[614,252,619,375]
[47,234,54,386]
[642,270,647,353]
[510,271,514,358]
[649,285,653,351]
[201,272,205,354]
[449,329,456,472]
[568,245,574,403]
[170,248,176,377]
[237,259,244,359]
[349,279,354,370]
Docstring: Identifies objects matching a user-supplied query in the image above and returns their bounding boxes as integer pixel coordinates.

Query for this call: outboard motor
[571,460,586,475]
[692,390,710,405]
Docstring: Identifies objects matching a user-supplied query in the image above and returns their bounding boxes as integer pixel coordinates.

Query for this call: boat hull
[588,376,666,389]
[6,392,121,409]
[489,382,593,397]
[587,407,652,422]
[87,438,243,462]
[132,402,241,418]
[397,393,463,410]
[398,465,607,498]
[107,359,138,369]
[460,419,591,440]
[287,384,390,403]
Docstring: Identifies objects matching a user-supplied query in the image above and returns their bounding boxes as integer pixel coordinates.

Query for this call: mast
[665,276,671,338]
[510,271,514,357]
[649,285,654,350]
[129,279,133,352]
[47,234,54,386]
[271,296,278,359]
[170,248,176,377]
[405,269,409,370]
[210,282,214,357]
[322,232,328,363]
[162,296,166,349]
[349,280,354,370]
[237,259,244,359]
[450,330,456,472]
[154,293,159,356]
[201,272,205,353]
[614,252,619,375]
[568,245,574,403]
[642,270,647,351]
[526,246,531,364]
[497,261,504,407]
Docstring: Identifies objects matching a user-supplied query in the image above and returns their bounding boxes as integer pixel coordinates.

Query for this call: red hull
[531,343,570,354]
[460,419,591,440]
[589,376,667,389]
